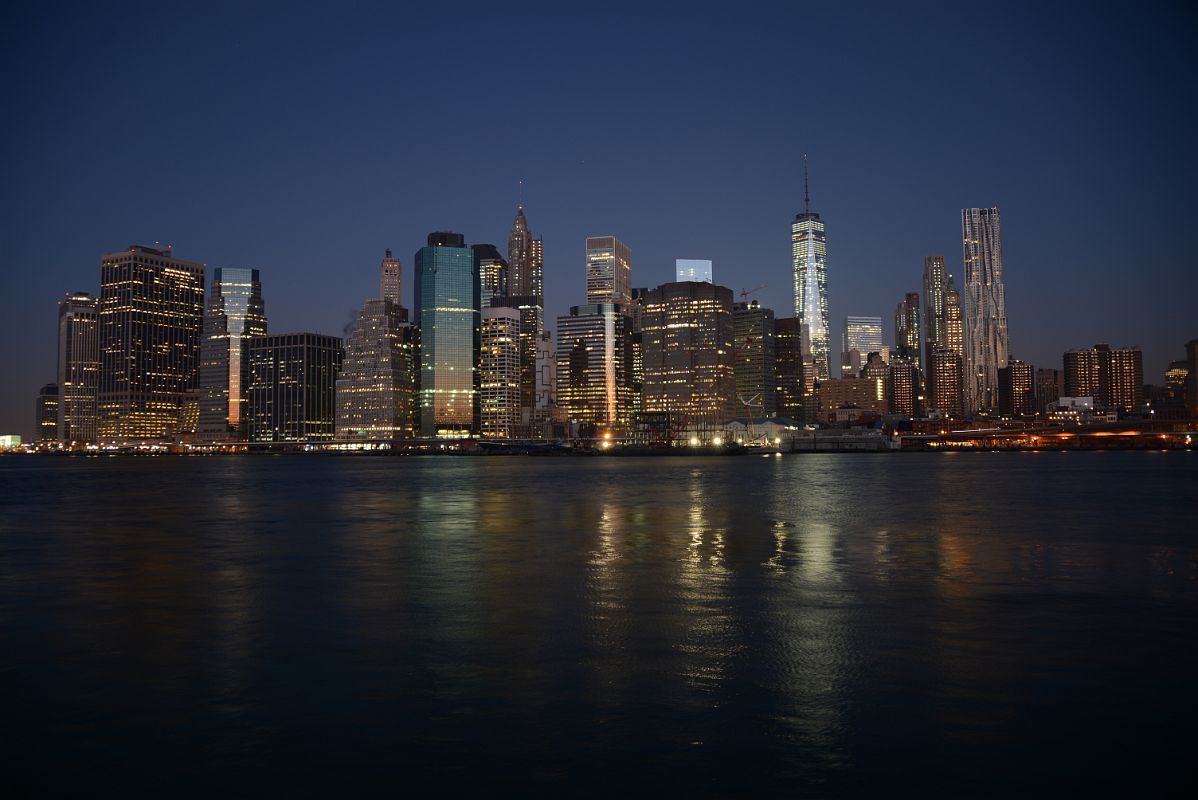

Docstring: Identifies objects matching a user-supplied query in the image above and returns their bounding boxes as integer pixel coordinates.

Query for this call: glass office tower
[414,232,480,437]
[585,236,633,310]
[198,268,267,441]
[792,160,829,381]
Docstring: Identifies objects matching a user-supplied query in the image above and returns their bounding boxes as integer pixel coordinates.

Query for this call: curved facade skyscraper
[961,207,1009,413]
[792,160,829,381]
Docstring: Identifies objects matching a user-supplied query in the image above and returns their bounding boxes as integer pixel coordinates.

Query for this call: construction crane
[740,284,766,304]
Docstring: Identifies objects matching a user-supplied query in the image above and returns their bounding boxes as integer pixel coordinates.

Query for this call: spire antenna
[803,154,811,214]
[518,179,524,208]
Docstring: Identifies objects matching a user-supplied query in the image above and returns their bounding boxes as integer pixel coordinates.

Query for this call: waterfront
[3,453,1196,794]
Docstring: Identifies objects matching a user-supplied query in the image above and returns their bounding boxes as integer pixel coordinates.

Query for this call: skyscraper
[733,300,776,418]
[529,236,544,305]
[247,333,343,442]
[507,205,533,298]
[792,159,829,381]
[535,331,557,434]
[774,318,806,418]
[888,355,920,417]
[641,282,736,428]
[675,259,713,283]
[585,236,633,310]
[491,295,544,437]
[335,298,416,440]
[894,293,922,370]
[381,249,402,306]
[480,307,522,438]
[198,268,267,441]
[474,243,509,309]
[556,303,634,431]
[922,256,948,398]
[36,383,58,442]
[415,232,480,437]
[842,316,884,377]
[961,208,1009,413]
[98,245,205,440]
[56,292,99,443]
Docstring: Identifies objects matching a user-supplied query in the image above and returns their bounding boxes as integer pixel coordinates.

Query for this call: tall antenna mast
[803,154,811,214]
[518,179,524,208]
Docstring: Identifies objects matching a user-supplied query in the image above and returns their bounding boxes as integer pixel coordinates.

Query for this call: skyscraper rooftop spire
[803,154,811,215]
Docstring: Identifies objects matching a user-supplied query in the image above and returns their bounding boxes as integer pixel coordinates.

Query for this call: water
[2,453,1196,794]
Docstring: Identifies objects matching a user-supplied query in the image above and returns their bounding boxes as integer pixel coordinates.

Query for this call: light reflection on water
[2,453,1197,794]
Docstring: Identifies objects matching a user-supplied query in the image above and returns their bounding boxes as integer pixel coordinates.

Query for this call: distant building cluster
[20,173,1198,450]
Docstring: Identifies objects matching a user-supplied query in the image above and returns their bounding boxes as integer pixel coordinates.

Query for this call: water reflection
[1,453,1196,793]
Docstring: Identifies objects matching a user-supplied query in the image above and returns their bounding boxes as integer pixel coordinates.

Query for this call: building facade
[556,303,634,431]
[733,300,776,418]
[36,383,59,442]
[814,377,887,423]
[480,307,522,438]
[491,295,545,437]
[792,163,830,381]
[842,315,884,377]
[930,348,964,418]
[56,292,99,443]
[474,243,508,309]
[675,259,713,283]
[507,206,543,303]
[381,249,402,306]
[641,282,736,428]
[335,299,416,440]
[888,355,920,417]
[774,317,806,418]
[1064,344,1143,412]
[998,359,1035,416]
[585,236,632,310]
[414,232,480,437]
[894,292,922,369]
[1035,367,1063,412]
[247,333,343,442]
[98,245,206,440]
[961,207,1009,413]
[198,267,267,441]
[922,256,948,373]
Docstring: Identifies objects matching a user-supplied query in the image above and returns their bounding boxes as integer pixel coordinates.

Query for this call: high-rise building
[1186,340,1198,418]
[998,359,1035,416]
[1064,344,1143,411]
[1108,348,1143,412]
[792,159,830,381]
[335,299,416,440]
[842,316,884,377]
[888,355,920,417]
[529,237,544,306]
[491,295,545,436]
[535,331,557,433]
[961,208,1009,413]
[930,349,964,418]
[944,276,964,359]
[507,209,531,299]
[381,249,402,306]
[56,292,99,443]
[36,383,59,442]
[556,303,634,431]
[247,333,343,442]
[480,307,522,438]
[774,318,806,419]
[675,259,713,283]
[641,282,736,428]
[894,293,922,369]
[1035,367,1063,412]
[922,256,948,367]
[733,300,776,418]
[98,245,206,440]
[585,236,633,310]
[474,244,508,309]
[415,232,480,437]
[198,268,267,441]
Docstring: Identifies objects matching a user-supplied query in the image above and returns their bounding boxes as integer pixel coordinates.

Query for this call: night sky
[2,1,1195,439]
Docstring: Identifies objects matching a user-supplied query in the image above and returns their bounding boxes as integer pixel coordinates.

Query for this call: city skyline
[2,3,1195,438]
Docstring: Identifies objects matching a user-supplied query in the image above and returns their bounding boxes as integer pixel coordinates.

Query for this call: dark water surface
[3,453,1197,795]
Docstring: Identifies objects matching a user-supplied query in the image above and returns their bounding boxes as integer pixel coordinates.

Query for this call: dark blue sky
[3,1,1195,438]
